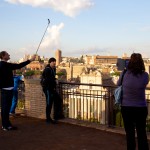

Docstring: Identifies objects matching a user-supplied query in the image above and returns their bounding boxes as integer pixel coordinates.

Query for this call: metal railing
[57,82,150,131]
[17,81,25,110]
[57,82,116,125]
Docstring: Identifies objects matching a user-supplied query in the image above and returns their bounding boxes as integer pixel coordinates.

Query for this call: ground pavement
[0,116,149,150]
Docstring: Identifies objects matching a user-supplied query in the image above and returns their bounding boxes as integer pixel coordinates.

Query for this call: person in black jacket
[0,51,35,131]
[42,57,58,124]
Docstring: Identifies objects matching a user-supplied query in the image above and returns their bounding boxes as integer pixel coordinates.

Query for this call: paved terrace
[1,115,150,150]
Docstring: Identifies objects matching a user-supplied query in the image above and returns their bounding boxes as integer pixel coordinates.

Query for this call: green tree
[24,70,35,77]
[110,71,120,77]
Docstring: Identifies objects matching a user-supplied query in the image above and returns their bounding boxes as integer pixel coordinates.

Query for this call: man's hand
[30,55,36,62]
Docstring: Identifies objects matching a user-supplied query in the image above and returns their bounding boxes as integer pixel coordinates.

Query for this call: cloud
[63,47,111,57]
[4,0,94,17]
[40,22,64,50]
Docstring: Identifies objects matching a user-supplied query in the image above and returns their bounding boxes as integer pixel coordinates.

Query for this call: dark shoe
[8,126,18,130]
[52,120,58,124]
[54,115,65,120]
[46,120,51,124]
[46,119,58,124]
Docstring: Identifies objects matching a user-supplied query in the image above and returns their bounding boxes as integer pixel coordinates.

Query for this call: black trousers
[53,91,64,120]
[121,106,149,150]
[1,89,13,128]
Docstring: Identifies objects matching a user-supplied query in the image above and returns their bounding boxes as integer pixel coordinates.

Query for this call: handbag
[114,69,127,105]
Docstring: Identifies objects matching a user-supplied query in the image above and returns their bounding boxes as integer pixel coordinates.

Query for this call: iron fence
[57,82,150,131]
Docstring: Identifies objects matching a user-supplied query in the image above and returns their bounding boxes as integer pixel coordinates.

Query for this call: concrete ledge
[59,118,150,141]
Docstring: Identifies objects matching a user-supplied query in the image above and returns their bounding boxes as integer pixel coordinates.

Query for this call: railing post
[107,87,114,127]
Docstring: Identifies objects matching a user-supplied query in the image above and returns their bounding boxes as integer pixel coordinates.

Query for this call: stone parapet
[24,79,46,119]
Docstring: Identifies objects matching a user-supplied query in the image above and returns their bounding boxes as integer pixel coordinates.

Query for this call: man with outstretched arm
[0,51,35,131]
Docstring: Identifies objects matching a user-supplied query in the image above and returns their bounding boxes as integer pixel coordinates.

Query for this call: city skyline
[1,0,150,61]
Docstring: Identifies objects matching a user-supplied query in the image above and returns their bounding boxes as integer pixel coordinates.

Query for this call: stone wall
[24,79,46,119]
[58,65,85,80]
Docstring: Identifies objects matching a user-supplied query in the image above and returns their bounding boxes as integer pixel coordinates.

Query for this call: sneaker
[9,113,16,116]
[2,127,9,131]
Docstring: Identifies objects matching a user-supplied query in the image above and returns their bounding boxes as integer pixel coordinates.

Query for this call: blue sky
[0,0,150,61]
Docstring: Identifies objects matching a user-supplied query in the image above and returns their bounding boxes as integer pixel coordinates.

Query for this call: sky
[0,0,150,61]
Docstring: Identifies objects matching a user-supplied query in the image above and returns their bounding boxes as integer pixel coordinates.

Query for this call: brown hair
[128,53,145,75]
[0,51,6,59]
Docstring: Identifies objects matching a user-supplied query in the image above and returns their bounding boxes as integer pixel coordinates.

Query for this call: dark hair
[127,53,145,75]
[48,57,56,63]
[0,51,6,59]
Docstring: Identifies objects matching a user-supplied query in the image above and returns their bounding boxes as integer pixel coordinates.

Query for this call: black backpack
[40,66,52,88]
[40,69,47,88]
[40,76,45,88]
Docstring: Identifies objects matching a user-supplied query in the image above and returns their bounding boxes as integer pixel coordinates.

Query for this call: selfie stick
[35,19,50,54]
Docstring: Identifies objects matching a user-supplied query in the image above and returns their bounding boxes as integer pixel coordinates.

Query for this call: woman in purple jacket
[117,53,149,150]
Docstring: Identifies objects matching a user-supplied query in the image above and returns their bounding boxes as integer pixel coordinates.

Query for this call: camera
[117,58,129,71]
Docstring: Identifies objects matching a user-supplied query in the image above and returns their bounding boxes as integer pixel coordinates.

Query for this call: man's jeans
[10,90,18,114]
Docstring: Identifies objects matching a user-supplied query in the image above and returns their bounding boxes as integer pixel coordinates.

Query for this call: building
[26,61,45,71]
[68,69,106,124]
[55,49,62,66]
[83,55,118,65]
